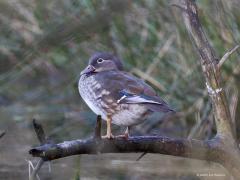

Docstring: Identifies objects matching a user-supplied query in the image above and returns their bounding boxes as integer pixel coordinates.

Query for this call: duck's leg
[102,115,114,139]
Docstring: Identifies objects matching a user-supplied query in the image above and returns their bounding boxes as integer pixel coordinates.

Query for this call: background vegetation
[0,0,239,179]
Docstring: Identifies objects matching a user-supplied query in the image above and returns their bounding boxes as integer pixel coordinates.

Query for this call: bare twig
[170,1,187,12]
[33,119,47,144]
[29,159,44,180]
[136,152,147,161]
[180,0,235,138]
[218,45,239,68]
[0,131,6,139]
[29,119,49,180]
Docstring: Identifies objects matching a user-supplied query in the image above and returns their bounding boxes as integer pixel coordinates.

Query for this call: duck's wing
[115,72,175,113]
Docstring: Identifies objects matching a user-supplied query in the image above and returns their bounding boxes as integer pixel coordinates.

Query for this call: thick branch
[181,0,234,138]
[29,118,217,162]
[29,117,240,178]
[178,1,240,178]
[29,136,217,162]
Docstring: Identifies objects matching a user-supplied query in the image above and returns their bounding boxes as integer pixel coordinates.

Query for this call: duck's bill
[80,65,96,76]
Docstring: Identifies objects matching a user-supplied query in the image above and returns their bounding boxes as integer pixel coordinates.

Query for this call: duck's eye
[97,58,104,63]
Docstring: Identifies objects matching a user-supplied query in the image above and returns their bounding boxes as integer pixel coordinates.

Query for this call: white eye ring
[97,58,104,63]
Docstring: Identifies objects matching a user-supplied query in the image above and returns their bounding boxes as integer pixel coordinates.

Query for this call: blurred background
[0,0,239,179]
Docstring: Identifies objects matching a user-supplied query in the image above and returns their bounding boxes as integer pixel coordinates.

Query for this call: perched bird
[78,52,174,138]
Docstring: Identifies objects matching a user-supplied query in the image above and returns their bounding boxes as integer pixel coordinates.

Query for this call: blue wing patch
[117,89,162,105]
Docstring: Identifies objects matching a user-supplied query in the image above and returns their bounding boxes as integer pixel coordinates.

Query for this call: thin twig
[218,45,239,68]
[29,159,44,180]
[0,131,6,139]
[30,119,49,180]
[136,152,147,161]
[33,119,47,144]
[170,1,187,12]
[26,160,35,179]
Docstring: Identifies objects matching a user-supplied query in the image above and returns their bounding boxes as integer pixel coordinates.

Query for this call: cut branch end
[33,119,47,144]
[94,115,102,139]
[0,131,6,139]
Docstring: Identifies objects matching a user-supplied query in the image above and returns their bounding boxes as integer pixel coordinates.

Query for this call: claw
[102,134,114,139]
[102,116,114,139]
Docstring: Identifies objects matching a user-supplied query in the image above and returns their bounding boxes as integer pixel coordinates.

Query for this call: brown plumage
[78,52,174,138]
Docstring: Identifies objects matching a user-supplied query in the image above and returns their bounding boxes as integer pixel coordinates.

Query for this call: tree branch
[29,136,208,161]
[33,119,48,144]
[181,0,235,139]
[29,118,219,163]
[28,117,240,178]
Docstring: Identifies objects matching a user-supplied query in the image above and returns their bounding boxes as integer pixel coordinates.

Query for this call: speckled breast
[78,74,151,126]
[78,74,112,120]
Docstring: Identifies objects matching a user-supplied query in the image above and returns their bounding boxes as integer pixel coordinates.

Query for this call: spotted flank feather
[118,90,175,113]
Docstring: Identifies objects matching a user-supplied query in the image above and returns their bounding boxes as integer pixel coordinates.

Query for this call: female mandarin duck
[78,52,174,139]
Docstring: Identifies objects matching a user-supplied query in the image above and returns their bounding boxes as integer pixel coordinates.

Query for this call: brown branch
[29,117,240,178]
[29,118,240,180]
[29,119,218,162]
[181,0,235,138]
[94,115,102,139]
[178,0,240,178]
[30,137,216,161]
